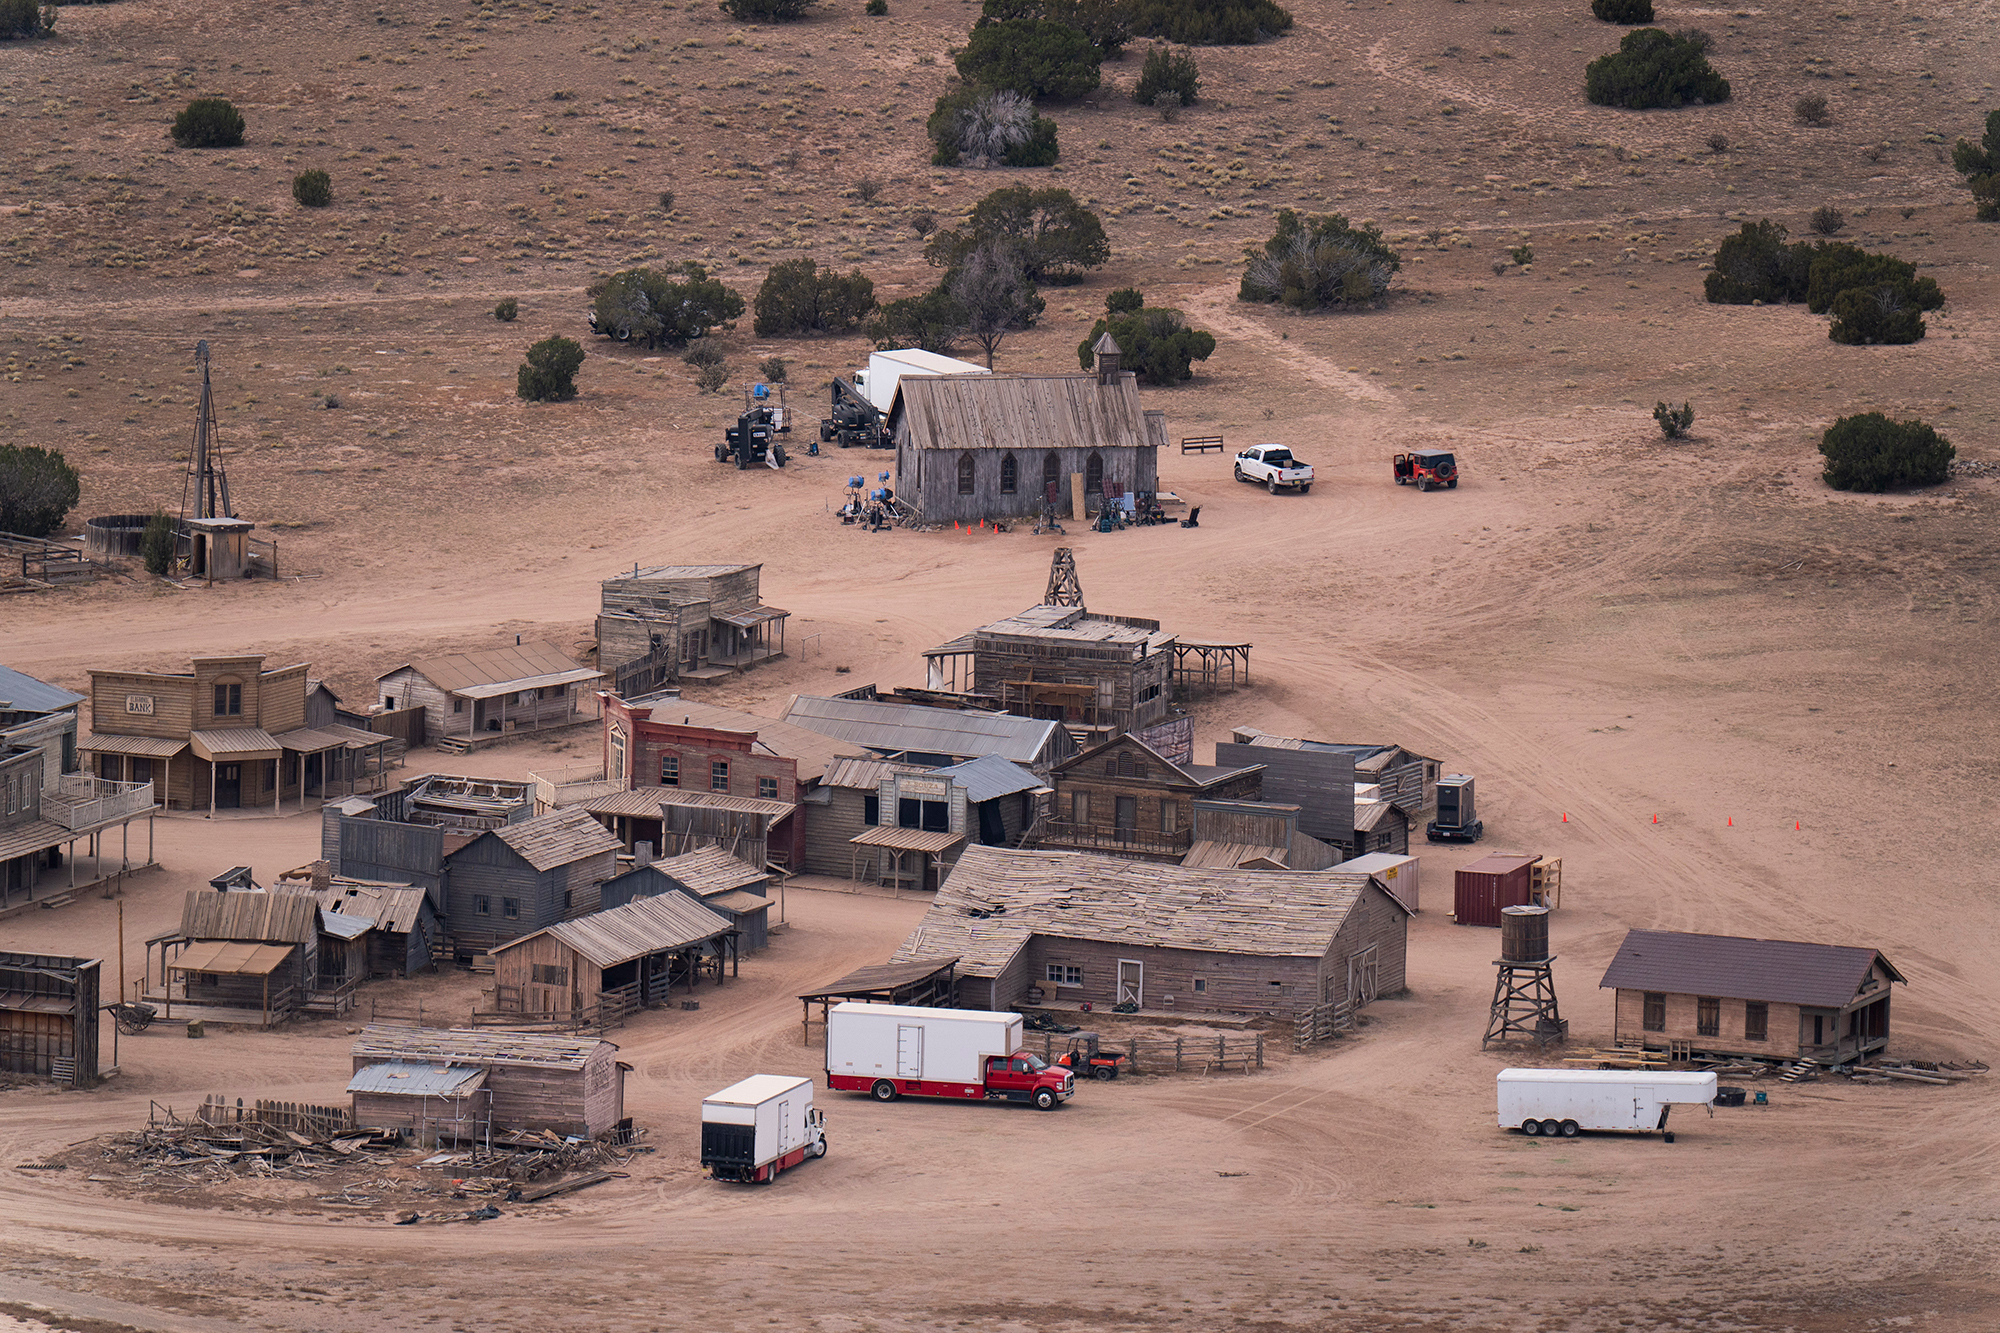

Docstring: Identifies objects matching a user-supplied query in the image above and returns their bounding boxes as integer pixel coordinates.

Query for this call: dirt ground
[4,0,2000,1328]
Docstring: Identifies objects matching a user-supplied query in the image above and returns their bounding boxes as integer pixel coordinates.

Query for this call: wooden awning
[80,733,189,759]
[171,941,294,975]
[190,728,282,762]
[850,826,966,854]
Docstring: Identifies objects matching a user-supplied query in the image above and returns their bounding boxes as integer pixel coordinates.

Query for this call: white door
[778,1098,791,1153]
[1117,960,1143,1007]
[896,1024,924,1078]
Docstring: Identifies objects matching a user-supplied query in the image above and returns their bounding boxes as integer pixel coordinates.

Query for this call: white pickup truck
[1233,444,1314,494]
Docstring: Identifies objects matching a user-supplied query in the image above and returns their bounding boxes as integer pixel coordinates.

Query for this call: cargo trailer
[849,349,989,415]
[700,1074,827,1184]
[825,1002,1074,1109]
[1497,1068,1718,1141]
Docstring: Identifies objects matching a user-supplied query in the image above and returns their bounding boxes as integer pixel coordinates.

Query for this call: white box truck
[1497,1068,1718,1141]
[825,1002,1074,1110]
[700,1074,827,1184]
[849,349,989,415]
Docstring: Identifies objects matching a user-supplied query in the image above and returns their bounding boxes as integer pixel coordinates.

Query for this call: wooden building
[0,664,83,797]
[3,667,157,901]
[490,891,737,1019]
[1037,734,1263,862]
[0,951,99,1089]
[1352,796,1411,858]
[346,1061,491,1145]
[1218,729,1441,858]
[375,642,605,754]
[798,756,928,878]
[847,768,971,892]
[932,754,1044,849]
[886,356,1167,525]
[893,845,1410,1018]
[275,869,439,978]
[442,806,622,954]
[599,846,773,952]
[349,1024,628,1138]
[1181,799,1341,871]
[782,693,1077,777]
[144,891,321,1026]
[597,563,792,683]
[921,604,1176,741]
[1600,929,1905,1063]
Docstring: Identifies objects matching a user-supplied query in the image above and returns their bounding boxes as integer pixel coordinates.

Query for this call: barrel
[1500,905,1550,962]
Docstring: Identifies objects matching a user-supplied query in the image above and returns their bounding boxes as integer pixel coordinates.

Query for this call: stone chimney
[1092,332,1124,386]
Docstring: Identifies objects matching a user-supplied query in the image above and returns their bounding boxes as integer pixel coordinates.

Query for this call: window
[1696,996,1720,1037]
[1744,1001,1769,1042]
[660,754,680,786]
[1045,964,1083,987]
[1160,801,1176,834]
[1010,1058,1030,1073]
[1000,453,1018,494]
[474,895,492,917]
[1042,451,1060,499]
[1193,977,1207,993]
[863,793,880,826]
[1085,451,1104,498]
[1104,759,1118,776]
[1137,683,1161,704]
[503,897,520,920]
[1070,791,1089,824]
[383,696,397,710]
[758,776,779,800]
[1642,992,1666,1032]
[453,698,466,713]
[263,759,277,792]
[531,963,569,987]
[611,729,627,781]
[213,682,242,716]
[710,759,730,792]
[957,451,976,495]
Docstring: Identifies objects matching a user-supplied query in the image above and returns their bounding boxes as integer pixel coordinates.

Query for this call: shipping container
[1339,852,1420,913]
[701,1074,826,1184]
[1453,852,1539,927]
[1497,1068,1718,1140]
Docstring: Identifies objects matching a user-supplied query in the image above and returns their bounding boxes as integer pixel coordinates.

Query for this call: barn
[892,845,1410,1018]
[348,1024,627,1139]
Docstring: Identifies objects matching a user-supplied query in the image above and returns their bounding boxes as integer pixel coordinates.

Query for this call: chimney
[635,841,654,868]
[1092,332,1123,386]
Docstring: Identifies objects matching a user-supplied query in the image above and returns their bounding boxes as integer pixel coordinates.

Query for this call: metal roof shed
[348,1025,625,1138]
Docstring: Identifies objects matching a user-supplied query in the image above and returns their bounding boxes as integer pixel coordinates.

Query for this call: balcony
[43,775,156,831]
[528,762,622,812]
[1033,819,1191,861]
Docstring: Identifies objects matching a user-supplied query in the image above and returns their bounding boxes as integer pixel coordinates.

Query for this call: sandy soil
[4,0,2000,1328]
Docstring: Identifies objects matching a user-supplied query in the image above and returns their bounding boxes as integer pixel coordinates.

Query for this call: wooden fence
[1180,436,1226,455]
[613,643,679,699]
[1027,1030,1264,1075]
[197,1094,355,1137]
[1292,997,1356,1050]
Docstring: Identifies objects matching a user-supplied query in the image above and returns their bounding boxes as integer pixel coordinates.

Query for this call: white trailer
[701,1074,826,1184]
[850,349,989,414]
[826,1002,1074,1108]
[1497,1069,1718,1141]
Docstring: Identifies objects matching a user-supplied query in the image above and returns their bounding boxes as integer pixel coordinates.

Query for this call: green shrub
[0,444,81,537]
[1106,286,1144,315]
[866,0,887,12]
[1805,244,1943,315]
[171,98,246,149]
[924,185,1108,284]
[954,19,1102,101]
[1510,243,1534,266]
[1134,45,1201,106]
[928,87,1060,168]
[1584,28,1729,109]
[718,0,814,18]
[1827,286,1928,345]
[683,341,725,369]
[1591,0,1652,22]
[1077,307,1216,384]
[0,0,53,39]
[588,262,745,348]
[760,356,788,383]
[1951,110,2000,221]
[752,258,878,336]
[1793,92,1830,127]
[1239,209,1400,310]
[493,297,519,322]
[1703,219,1814,305]
[1653,401,1694,439]
[517,336,586,402]
[292,169,332,208]
[1819,413,1952,491]
[658,189,676,214]
[1127,0,1291,44]
[867,287,970,353]
[1808,205,1845,236]
[140,510,177,577]
[979,0,1130,56]
[694,361,729,393]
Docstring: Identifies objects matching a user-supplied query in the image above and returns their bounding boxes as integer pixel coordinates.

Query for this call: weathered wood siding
[444,840,560,950]
[351,1089,484,1139]
[1048,736,1262,859]
[1319,881,1409,1009]
[350,1049,623,1137]
[966,636,1173,734]
[333,815,445,911]
[493,935,601,1014]
[90,671,198,741]
[377,667,460,749]
[559,849,617,919]
[1608,988,1884,1061]
[1215,743,1355,845]
[800,787,876,877]
[1023,935,1322,1016]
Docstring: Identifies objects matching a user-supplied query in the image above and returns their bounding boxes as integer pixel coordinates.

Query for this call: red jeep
[1393,449,1459,491]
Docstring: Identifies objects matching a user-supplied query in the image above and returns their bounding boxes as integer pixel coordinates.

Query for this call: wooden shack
[596,563,791,682]
[490,891,736,1019]
[1218,729,1441,856]
[1181,799,1340,871]
[599,846,774,952]
[932,754,1044,848]
[1600,929,1905,1063]
[893,845,1410,1018]
[349,1024,627,1138]
[782,693,1077,776]
[0,951,99,1089]
[145,891,321,1025]
[798,756,927,877]
[442,806,622,954]
[375,642,604,753]
[1039,734,1263,862]
[886,360,1165,524]
[346,1061,490,1144]
[276,870,439,978]
[1352,797,1410,857]
[921,604,1176,741]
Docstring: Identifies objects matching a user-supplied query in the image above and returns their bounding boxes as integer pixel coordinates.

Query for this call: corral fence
[1292,998,1356,1051]
[1027,1030,1264,1076]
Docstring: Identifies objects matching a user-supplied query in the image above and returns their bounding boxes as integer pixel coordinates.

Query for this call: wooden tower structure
[178,340,233,525]
[1483,906,1567,1048]
[1044,547,1082,608]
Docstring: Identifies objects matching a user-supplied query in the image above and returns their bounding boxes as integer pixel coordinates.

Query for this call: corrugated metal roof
[0,665,84,715]
[346,1062,487,1097]
[379,641,581,694]
[454,667,604,702]
[79,733,189,758]
[190,728,282,761]
[512,892,735,969]
[893,845,1404,978]
[181,891,320,945]
[1599,930,1904,1009]
[587,787,699,819]
[320,909,375,941]
[477,806,622,872]
[351,1024,613,1070]
[891,372,1151,455]
[647,845,770,896]
[822,756,927,791]
[783,695,1063,764]
[273,726,358,754]
[932,754,1042,804]
[624,697,847,783]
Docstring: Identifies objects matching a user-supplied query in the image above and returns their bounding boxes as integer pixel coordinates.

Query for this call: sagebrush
[172,98,246,148]
[1819,413,1953,491]
[1240,209,1400,310]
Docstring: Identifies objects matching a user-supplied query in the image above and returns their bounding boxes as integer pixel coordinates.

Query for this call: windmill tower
[177,340,234,525]
[1482,906,1567,1048]
[173,341,257,581]
[1044,547,1083,607]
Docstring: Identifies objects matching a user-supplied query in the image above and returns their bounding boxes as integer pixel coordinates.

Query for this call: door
[1117,959,1143,1007]
[896,1024,924,1078]
[1114,796,1137,843]
[216,763,241,809]
[1347,945,1380,1006]
[778,1097,792,1155]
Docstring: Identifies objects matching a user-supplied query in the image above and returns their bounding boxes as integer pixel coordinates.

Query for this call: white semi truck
[701,1074,827,1183]
[1497,1069,1718,1141]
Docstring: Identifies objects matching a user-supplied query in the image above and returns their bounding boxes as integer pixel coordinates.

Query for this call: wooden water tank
[1500,905,1550,962]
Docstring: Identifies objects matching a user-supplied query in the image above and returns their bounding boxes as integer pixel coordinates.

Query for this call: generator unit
[717,407,789,470]
[1428,774,1483,843]
[819,377,887,449]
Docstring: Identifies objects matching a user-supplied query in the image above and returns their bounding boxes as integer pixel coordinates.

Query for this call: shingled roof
[1598,929,1904,1009]
[180,891,320,945]
[459,806,621,871]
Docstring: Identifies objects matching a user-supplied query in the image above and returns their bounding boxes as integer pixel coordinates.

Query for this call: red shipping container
[1453,853,1539,927]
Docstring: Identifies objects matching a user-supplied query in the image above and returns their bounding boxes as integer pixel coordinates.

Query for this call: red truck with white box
[824,1003,1074,1110]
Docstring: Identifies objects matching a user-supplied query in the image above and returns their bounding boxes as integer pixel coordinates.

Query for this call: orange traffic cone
[1795,820,1801,830]
[1652,814,1659,825]
[1561,812,1568,823]
[1727,816,1733,827]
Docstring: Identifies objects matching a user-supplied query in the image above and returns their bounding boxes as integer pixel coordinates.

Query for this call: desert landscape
[2,0,1998,1328]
